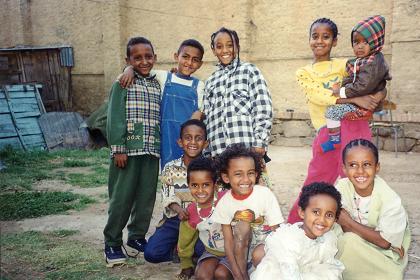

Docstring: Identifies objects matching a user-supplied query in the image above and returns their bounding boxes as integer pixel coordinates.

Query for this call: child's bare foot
[175,267,194,280]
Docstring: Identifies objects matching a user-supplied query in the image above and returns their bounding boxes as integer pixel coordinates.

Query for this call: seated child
[211,144,284,280]
[322,15,391,153]
[119,39,205,169]
[335,139,410,280]
[251,182,345,280]
[104,36,161,266]
[177,157,232,280]
[143,119,208,264]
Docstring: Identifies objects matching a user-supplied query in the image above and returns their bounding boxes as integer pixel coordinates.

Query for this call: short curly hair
[187,156,217,184]
[298,182,342,218]
[215,143,262,189]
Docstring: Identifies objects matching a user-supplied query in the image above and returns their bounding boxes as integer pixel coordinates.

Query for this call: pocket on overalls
[126,122,144,150]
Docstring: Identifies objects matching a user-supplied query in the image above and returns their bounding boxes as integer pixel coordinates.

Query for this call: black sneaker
[104,245,127,267]
[126,238,147,257]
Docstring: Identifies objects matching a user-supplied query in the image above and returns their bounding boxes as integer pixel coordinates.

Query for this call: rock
[382,137,416,152]
[271,136,312,147]
[282,121,313,138]
[271,123,284,135]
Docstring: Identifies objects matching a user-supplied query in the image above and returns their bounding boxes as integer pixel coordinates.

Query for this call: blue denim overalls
[160,72,199,169]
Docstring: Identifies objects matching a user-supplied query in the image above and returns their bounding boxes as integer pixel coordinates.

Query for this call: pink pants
[287,120,372,223]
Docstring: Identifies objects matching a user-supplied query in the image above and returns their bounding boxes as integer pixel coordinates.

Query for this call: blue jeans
[144,216,204,263]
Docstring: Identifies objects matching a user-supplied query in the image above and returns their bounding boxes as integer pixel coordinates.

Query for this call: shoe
[104,244,127,267]
[126,238,147,257]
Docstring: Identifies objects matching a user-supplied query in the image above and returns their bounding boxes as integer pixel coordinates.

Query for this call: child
[119,39,205,169]
[211,144,284,280]
[103,36,161,267]
[203,27,272,159]
[321,15,391,153]
[251,182,345,279]
[144,119,208,264]
[335,139,410,280]
[287,18,386,223]
[177,157,232,280]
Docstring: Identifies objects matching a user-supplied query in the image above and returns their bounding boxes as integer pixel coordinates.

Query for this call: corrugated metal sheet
[0,84,47,150]
[59,47,74,67]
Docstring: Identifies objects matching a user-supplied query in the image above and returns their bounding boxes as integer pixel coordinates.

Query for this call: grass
[0,147,110,191]
[0,231,150,280]
[0,191,96,220]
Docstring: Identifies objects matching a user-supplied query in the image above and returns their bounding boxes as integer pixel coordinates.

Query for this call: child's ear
[125,57,130,64]
[177,138,183,148]
[173,52,179,61]
[375,162,381,173]
[298,207,305,220]
[154,54,157,62]
[342,163,348,176]
[203,140,209,149]
[221,172,230,184]
[332,38,338,47]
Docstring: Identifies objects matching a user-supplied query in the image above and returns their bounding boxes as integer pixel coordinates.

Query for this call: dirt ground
[1,145,420,279]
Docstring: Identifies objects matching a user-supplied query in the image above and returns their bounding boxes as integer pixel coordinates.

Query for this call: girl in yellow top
[287,18,384,223]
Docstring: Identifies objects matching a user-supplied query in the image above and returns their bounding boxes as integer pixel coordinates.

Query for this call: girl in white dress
[251,182,344,280]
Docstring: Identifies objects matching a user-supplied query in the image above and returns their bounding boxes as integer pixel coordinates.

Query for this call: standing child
[287,18,386,223]
[104,36,161,266]
[251,182,345,280]
[211,144,284,280]
[203,27,272,159]
[119,39,205,168]
[321,15,391,153]
[144,119,208,264]
[177,157,232,280]
[335,139,410,280]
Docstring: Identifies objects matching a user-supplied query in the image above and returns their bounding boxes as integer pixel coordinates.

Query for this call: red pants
[287,120,372,223]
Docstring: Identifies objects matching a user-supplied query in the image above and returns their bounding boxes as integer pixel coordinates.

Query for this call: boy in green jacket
[103,36,161,267]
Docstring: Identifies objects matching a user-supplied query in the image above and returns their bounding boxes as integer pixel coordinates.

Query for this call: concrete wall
[1,0,419,122]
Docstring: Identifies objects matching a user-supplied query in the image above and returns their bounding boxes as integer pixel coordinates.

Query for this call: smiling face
[189,170,215,207]
[126,43,156,77]
[352,31,371,58]
[298,194,338,239]
[212,32,237,65]
[177,124,208,161]
[309,23,337,62]
[343,146,380,197]
[221,157,256,196]
[175,45,203,76]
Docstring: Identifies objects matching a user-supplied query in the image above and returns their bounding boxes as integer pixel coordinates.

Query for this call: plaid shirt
[108,72,161,157]
[203,59,272,157]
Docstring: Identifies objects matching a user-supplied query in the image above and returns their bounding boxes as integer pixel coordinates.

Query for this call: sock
[329,131,341,144]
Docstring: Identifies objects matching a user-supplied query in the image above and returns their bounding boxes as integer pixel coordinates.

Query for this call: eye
[192,58,200,63]
[363,162,372,168]
[190,184,198,189]
[248,171,256,177]
[312,209,320,215]
[326,212,335,219]
[195,136,204,142]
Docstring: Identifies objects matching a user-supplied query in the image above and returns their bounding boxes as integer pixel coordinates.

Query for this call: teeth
[355,177,367,183]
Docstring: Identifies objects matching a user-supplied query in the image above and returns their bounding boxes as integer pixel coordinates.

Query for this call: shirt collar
[217,58,240,71]
[134,71,156,81]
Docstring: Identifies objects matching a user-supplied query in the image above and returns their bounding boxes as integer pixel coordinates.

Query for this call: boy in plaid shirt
[103,36,161,267]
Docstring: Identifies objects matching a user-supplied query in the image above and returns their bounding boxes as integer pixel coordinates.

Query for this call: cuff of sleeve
[339,87,347,98]
[180,258,194,270]
[253,138,267,148]
[111,145,126,155]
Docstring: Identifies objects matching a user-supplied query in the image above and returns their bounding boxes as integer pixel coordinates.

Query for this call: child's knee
[214,266,232,280]
[251,244,265,267]
[195,268,212,280]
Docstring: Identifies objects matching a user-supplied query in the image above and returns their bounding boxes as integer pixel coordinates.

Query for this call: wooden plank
[22,134,47,150]
[0,114,18,138]
[0,137,22,149]
[2,85,26,150]
[9,98,40,114]
[15,117,43,135]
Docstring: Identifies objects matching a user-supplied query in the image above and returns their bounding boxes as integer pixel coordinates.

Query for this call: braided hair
[309,18,338,39]
[342,138,379,164]
[210,27,241,71]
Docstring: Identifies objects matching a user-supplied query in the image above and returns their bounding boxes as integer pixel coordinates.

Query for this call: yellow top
[296,59,347,130]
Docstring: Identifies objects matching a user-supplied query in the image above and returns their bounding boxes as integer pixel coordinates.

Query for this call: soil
[1,146,419,279]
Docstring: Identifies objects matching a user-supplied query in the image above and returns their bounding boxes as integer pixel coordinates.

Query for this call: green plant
[0,191,95,220]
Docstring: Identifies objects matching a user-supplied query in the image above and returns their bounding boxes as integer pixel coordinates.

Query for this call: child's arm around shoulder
[107,82,128,168]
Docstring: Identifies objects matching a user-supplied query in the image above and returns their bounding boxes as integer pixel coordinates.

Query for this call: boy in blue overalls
[119,39,205,168]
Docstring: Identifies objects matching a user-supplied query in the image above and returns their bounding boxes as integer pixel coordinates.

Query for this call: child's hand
[169,203,189,221]
[119,66,134,88]
[336,209,354,232]
[331,83,340,97]
[114,153,128,168]
[190,110,203,120]
[252,147,265,156]
[170,67,178,73]
[177,208,189,221]
[176,267,194,280]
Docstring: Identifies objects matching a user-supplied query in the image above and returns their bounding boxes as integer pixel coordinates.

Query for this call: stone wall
[1,0,419,150]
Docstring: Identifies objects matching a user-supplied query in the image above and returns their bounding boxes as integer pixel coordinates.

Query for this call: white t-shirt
[212,185,284,232]
[152,70,204,109]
